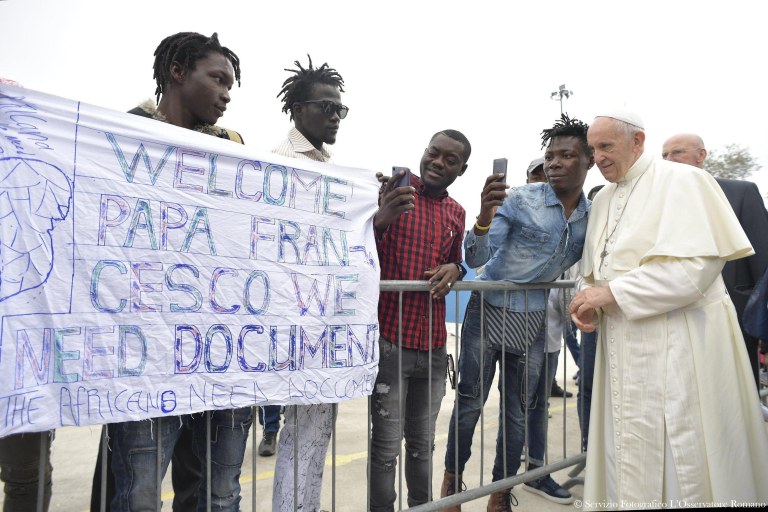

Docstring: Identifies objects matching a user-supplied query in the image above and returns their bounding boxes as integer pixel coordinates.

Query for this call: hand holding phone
[493,158,508,183]
[375,166,415,231]
[391,166,411,188]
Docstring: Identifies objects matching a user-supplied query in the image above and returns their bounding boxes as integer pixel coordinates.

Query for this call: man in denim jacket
[440,114,593,512]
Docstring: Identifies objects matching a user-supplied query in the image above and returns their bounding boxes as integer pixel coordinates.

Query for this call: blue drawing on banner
[349,245,376,269]
[0,157,72,303]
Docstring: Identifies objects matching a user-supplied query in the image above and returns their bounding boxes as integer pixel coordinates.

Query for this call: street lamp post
[550,84,573,114]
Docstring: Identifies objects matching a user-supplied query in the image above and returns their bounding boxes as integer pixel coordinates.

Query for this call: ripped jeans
[369,338,446,511]
[109,408,252,512]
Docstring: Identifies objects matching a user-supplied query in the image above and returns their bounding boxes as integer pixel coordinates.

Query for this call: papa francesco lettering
[96,194,352,266]
[89,259,360,317]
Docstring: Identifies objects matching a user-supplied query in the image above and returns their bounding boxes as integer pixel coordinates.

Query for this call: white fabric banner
[0,86,381,436]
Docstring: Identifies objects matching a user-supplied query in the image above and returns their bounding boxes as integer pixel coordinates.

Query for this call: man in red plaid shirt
[368,130,471,511]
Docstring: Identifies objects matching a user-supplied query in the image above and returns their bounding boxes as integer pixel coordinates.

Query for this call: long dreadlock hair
[540,113,592,156]
[277,55,345,120]
[152,32,241,103]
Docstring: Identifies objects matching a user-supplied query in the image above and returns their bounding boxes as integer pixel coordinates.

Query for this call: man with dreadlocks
[129,31,242,138]
[270,55,348,512]
[92,31,252,512]
[439,115,592,512]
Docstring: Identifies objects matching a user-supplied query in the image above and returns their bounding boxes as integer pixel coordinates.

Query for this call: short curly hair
[431,129,472,163]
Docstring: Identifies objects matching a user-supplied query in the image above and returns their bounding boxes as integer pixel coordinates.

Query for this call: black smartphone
[493,158,508,183]
[391,166,411,188]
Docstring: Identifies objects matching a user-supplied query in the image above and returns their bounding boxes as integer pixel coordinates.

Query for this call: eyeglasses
[301,100,349,119]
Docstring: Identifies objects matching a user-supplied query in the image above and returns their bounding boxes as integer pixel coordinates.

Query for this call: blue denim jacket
[465,183,589,312]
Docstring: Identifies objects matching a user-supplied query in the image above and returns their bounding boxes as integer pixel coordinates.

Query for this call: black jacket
[716,178,768,318]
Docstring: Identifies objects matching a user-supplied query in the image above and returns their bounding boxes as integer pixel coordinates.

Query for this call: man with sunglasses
[271,55,348,512]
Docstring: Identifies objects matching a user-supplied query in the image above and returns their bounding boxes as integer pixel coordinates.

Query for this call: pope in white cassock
[569,110,768,509]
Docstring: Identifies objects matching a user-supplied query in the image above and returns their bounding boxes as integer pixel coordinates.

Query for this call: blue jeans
[444,292,546,482]
[527,351,559,466]
[91,422,201,512]
[259,406,281,433]
[370,338,447,511]
[577,330,597,451]
[109,408,252,512]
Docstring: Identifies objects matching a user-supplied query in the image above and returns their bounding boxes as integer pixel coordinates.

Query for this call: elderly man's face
[661,136,706,168]
[587,117,643,183]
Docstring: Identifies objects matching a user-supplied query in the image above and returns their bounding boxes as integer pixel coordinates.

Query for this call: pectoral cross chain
[599,173,645,272]
[599,243,609,268]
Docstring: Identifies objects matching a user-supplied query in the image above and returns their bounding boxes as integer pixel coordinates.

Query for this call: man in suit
[662,133,768,388]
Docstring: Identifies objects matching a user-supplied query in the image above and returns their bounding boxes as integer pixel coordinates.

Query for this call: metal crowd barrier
[382,279,581,511]
[16,279,768,511]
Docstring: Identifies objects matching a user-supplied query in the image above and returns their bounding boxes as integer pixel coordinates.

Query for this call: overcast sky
[2,0,767,222]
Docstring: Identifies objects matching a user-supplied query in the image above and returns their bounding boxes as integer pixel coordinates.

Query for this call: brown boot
[486,489,518,512]
[439,470,463,511]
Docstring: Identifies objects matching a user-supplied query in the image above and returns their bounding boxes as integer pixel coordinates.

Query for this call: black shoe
[524,475,574,504]
[550,381,573,398]
[258,431,277,456]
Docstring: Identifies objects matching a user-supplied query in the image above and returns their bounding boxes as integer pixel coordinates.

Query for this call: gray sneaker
[258,431,277,456]
[523,475,574,504]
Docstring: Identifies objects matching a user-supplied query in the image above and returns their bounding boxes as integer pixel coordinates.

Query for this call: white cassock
[580,150,768,510]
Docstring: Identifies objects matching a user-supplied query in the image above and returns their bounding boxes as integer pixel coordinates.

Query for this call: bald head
[662,133,707,168]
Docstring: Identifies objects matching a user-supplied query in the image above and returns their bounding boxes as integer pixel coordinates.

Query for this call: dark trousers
[258,406,281,433]
[0,432,52,512]
[577,330,597,452]
[744,331,760,391]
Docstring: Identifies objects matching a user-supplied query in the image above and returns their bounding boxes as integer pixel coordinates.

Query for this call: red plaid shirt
[375,176,465,350]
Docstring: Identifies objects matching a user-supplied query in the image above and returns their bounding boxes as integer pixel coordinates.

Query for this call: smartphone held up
[392,166,411,188]
[493,158,507,183]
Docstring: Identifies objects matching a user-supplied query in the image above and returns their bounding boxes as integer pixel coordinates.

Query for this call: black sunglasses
[301,100,349,119]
